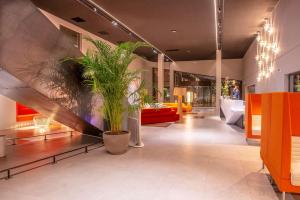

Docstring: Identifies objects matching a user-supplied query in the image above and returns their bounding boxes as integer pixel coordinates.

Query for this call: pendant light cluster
[255,18,279,82]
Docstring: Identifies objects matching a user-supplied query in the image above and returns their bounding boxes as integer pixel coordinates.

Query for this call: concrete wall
[40,10,156,129]
[0,0,100,134]
[42,10,157,73]
[243,0,300,93]
[0,95,16,130]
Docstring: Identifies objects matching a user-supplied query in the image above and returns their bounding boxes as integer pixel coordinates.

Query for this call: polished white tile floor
[0,115,291,200]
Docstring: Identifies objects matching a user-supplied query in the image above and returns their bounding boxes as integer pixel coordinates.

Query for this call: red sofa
[16,103,39,122]
[141,107,179,125]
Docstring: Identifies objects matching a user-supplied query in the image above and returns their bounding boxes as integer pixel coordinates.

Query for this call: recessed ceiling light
[112,21,118,26]
[171,30,177,33]
[117,41,124,44]
[71,17,85,23]
[93,7,97,12]
[98,31,109,35]
[152,49,158,54]
[186,50,191,53]
[166,49,179,52]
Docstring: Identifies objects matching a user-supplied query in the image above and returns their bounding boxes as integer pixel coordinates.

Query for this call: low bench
[6,130,74,145]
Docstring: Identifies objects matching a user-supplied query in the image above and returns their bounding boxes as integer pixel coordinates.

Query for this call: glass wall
[289,72,300,92]
[152,68,170,102]
[174,71,216,107]
[221,78,243,99]
[152,69,243,106]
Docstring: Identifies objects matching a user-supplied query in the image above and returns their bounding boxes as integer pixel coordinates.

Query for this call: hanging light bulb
[273,46,280,54]
[256,35,261,42]
[255,18,279,82]
[265,72,270,78]
[256,32,261,42]
[264,18,270,31]
[264,23,270,31]
[265,55,269,61]
[268,27,274,34]
[269,65,274,73]
[260,40,264,47]
[257,76,261,82]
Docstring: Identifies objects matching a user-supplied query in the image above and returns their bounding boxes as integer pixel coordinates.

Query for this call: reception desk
[221,97,245,124]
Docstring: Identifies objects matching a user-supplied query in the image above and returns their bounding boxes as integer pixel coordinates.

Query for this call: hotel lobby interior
[1,0,300,199]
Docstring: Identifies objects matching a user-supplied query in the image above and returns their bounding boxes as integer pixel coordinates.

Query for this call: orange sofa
[163,103,192,112]
[245,94,262,139]
[260,92,300,196]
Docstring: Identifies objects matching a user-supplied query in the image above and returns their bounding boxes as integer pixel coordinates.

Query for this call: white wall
[243,0,300,93]
[0,95,16,130]
[171,59,243,80]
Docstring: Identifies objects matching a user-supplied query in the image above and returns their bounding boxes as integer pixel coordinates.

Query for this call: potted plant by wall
[222,78,230,98]
[76,38,146,154]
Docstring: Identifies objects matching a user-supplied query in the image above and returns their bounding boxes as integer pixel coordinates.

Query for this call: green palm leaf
[73,38,148,133]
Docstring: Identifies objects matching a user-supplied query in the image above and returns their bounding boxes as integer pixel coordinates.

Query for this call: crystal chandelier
[255,18,279,82]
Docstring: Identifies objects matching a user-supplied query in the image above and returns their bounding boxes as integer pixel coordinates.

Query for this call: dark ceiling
[222,0,279,58]
[32,0,278,61]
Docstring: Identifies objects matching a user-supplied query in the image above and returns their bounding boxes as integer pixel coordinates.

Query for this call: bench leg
[282,192,286,200]
[270,177,274,185]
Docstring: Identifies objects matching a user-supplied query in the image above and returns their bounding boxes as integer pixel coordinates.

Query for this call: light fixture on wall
[255,18,279,82]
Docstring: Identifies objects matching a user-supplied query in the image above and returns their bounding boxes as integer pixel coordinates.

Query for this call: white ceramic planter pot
[103,131,130,155]
[0,135,6,158]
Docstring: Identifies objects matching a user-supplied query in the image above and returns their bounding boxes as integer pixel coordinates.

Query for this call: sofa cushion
[142,107,172,114]
[163,103,192,112]
[252,115,261,135]
[291,136,300,186]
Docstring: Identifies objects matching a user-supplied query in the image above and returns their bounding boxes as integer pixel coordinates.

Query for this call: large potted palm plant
[76,38,146,154]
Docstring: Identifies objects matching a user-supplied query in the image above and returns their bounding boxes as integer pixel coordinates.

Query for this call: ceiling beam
[77,0,174,62]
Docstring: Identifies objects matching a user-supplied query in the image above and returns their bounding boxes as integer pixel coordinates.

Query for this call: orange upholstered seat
[260,92,300,194]
[245,94,262,139]
[163,103,192,112]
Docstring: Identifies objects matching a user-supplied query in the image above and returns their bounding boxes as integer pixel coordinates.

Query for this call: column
[157,53,164,102]
[215,50,222,116]
[169,62,175,102]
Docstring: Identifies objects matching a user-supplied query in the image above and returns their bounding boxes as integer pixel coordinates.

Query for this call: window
[289,72,300,92]
[59,25,81,49]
